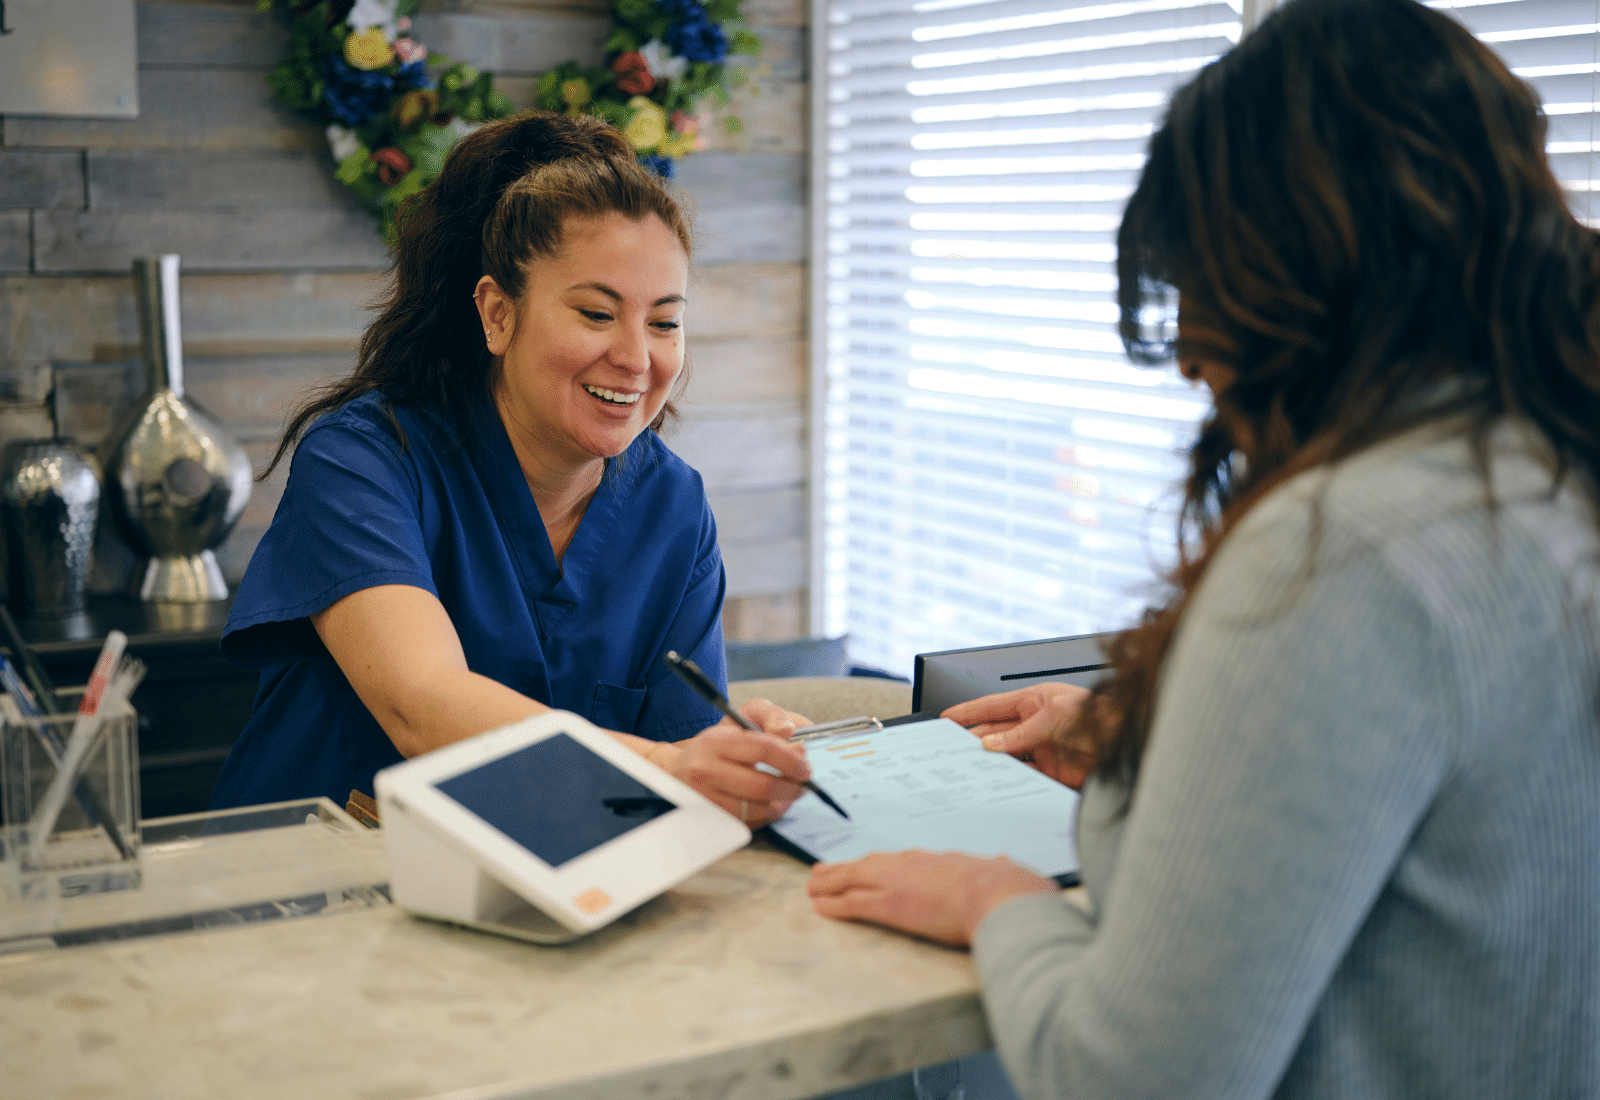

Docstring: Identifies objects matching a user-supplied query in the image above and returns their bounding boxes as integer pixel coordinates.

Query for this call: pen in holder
[0,691,142,902]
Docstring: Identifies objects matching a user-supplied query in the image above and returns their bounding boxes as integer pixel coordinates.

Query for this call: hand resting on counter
[807,850,1058,946]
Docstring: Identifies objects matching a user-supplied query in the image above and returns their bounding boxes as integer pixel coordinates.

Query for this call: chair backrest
[912,632,1113,715]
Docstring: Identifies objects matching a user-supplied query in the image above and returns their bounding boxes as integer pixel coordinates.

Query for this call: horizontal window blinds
[818,0,1235,674]
[1432,0,1600,225]
[817,0,1598,677]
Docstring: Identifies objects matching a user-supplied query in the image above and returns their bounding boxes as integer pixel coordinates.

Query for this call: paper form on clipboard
[766,717,1081,886]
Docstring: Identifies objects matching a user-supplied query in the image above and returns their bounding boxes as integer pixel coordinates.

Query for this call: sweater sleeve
[971,504,1459,1100]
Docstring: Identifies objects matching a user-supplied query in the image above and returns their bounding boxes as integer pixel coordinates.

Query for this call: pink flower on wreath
[370,146,413,186]
[397,15,411,31]
[394,37,427,65]
[670,110,698,137]
[612,51,655,96]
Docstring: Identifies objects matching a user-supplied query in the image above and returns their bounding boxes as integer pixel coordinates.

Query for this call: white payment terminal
[375,710,750,943]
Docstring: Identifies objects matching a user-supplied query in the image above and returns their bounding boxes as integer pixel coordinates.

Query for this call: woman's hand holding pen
[944,682,1097,790]
[653,698,813,827]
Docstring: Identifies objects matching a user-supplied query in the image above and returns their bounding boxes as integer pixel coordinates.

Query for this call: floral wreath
[534,0,762,179]
[260,0,760,242]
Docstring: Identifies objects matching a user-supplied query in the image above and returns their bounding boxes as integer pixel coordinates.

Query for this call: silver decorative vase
[106,255,252,603]
[0,440,100,619]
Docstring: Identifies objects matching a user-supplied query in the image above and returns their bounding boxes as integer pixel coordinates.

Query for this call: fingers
[805,852,1004,946]
[941,687,1035,728]
[806,854,933,936]
[738,697,812,738]
[807,852,1060,944]
[703,719,810,781]
[672,696,830,828]
[675,721,810,826]
[978,686,1088,757]
[807,852,897,896]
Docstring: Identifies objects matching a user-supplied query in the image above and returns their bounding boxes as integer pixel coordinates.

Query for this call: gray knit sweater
[972,419,1600,1099]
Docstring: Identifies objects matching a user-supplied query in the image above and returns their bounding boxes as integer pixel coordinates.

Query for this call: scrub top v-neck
[211,390,726,809]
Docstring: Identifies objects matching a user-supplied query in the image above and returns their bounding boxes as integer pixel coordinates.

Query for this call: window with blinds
[814,0,1600,677]
[815,0,1237,675]
[1432,0,1600,227]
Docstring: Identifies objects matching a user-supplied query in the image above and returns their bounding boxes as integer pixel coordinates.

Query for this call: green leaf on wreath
[593,98,630,127]
[611,0,655,29]
[399,124,457,180]
[386,164,430,209]
[335,146,373,186]
[602,27,633,53]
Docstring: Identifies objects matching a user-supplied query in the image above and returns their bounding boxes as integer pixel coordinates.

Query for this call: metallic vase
[0,440,100,618]
[106,255,252,602]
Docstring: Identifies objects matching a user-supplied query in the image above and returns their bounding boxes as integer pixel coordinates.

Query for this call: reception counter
[0,828,994,1100]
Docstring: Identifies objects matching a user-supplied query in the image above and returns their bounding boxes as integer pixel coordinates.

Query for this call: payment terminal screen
[434,732,676,868]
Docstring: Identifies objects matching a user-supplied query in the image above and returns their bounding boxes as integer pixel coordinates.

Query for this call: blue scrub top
[211,390,726,808]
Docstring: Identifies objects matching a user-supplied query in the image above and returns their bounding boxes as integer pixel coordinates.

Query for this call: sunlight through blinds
[1432,0,1600,227]
[817,0,1236,675]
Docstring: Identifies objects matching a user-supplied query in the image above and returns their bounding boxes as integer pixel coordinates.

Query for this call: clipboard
[766,715,1081,887]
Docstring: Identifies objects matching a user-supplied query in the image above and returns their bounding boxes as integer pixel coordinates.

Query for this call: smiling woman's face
[481,212,689,473]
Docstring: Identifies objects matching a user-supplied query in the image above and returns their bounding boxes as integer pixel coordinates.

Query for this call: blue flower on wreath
[638,153,675,179]
[322,55,435,128]
[665,10,729,64]
[322,55,393,127]
[395,57,433,93]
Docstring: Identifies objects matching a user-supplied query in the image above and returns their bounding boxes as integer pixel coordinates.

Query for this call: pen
[28,642,144,866]
[663,651,851,820]
[0,643,137,863]
[0,604,62,716]
[789,715,882,741]
[0,652,131,859]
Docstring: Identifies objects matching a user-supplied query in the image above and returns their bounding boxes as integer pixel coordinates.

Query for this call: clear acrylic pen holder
[0,693,141,902]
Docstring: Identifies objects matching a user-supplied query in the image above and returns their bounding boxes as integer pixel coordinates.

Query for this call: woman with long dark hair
[212,111,811,820]
[809,0,1600,1093]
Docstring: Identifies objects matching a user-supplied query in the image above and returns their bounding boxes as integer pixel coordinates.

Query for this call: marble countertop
[0,841,991,1100]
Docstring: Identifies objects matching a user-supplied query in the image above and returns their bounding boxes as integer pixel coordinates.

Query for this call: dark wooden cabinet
[11,597,259,819]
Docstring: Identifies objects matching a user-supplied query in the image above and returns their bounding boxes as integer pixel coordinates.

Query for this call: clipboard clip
[788,715,883,742]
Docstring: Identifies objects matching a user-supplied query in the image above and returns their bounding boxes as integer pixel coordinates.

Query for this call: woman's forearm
[371,663,675,767]
[367,666,551,757]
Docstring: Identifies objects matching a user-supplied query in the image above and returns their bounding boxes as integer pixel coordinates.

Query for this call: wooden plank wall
[0,0,808,641]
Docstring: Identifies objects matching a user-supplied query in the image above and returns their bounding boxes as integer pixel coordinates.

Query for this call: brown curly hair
[1084,0,1600,788]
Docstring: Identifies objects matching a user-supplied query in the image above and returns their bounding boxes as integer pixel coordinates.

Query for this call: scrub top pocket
[591,682,649,735]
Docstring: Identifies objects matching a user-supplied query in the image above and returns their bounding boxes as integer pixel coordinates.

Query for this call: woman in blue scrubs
[211,111,811,822]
